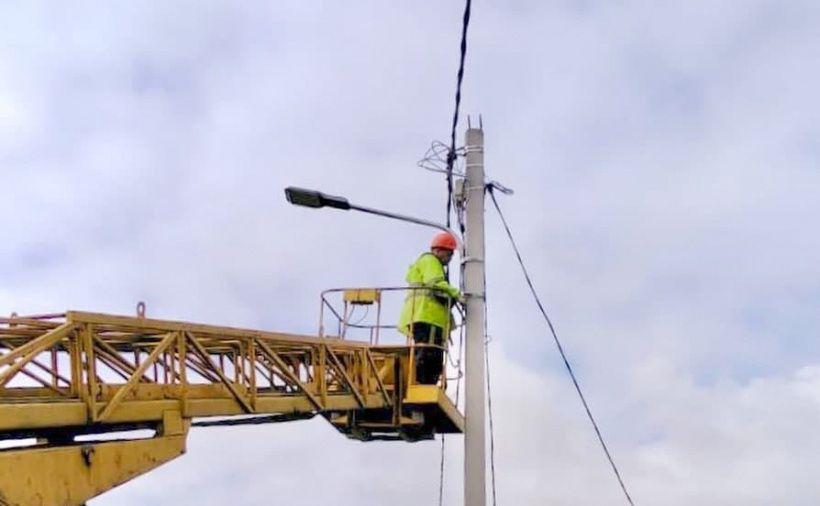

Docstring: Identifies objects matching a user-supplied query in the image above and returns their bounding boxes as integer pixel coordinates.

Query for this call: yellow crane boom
[0,309,463,505]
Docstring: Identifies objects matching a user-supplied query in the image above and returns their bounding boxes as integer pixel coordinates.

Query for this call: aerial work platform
[0,304,463,505]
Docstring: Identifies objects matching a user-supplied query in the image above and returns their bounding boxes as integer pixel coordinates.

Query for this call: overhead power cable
[445,0,472,229]
[487,187,636,506]
[436,2,474,503]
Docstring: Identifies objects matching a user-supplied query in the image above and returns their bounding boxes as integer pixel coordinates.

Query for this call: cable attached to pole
[484,266,499,506]
[439,316,467,506]
[437,2,474,503]
[487,187,636,506]
[445,0,472,229]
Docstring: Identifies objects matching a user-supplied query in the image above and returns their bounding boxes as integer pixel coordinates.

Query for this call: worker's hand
[457,294,467,305]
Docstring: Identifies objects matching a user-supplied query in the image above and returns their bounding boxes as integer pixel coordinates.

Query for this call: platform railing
[318,287,462,389]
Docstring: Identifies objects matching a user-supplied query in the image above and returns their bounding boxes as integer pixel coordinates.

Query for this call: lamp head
[285,187,351,210]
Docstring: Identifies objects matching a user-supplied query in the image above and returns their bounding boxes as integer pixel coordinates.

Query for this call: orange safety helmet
[431,231,457,251]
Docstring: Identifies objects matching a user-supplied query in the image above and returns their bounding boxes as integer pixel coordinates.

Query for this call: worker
[398,231,462,385]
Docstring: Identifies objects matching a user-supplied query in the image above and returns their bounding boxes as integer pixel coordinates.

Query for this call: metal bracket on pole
[487,180,514,195]
[454,179,467,206]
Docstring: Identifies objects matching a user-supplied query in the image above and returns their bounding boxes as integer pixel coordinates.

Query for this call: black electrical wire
[193,413,315,427]
[445,0,472,229]
[484,262,499,506]
[487,187,636,506]
[437,3,474,502]
[485,339,498,506]
[439,301,467,506]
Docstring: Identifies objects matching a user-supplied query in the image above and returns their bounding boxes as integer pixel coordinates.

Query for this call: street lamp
[284,186,461,246]
[284,187,351,210]
[286,127,485,506]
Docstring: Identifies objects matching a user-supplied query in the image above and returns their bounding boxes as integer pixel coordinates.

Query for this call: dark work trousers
[412,322,446,385]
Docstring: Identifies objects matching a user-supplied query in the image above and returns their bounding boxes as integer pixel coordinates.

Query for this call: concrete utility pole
[462,127,486,506]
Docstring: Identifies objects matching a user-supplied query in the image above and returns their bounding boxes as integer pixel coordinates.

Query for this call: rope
[487,187,636,506]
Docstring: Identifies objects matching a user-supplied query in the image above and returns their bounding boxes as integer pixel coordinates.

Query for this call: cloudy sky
[3,1,820,504]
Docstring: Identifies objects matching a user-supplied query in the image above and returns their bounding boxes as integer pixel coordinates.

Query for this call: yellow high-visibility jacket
[398,252,460,336]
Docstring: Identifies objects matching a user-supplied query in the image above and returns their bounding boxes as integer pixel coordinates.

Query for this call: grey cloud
[2,0,820,504]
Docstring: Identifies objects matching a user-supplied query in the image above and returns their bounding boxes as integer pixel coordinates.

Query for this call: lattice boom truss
[0,311,417,439]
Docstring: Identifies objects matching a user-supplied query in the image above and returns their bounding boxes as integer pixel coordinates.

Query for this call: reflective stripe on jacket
[398,252,460,335]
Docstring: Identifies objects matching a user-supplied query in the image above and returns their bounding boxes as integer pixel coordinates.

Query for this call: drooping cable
[192,412,315,427]
[419,141,465,177]
[484,270,499,506]
[445,0,472,229]
[348,305,370,327]
[487,187,636,506]
[439,313,466,506]
[438,434,446,506]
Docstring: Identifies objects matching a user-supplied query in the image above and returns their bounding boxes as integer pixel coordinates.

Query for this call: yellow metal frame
[0,311,463,505]
[0,411,188,506]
